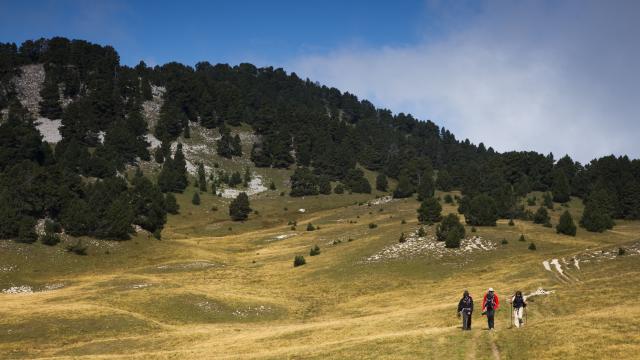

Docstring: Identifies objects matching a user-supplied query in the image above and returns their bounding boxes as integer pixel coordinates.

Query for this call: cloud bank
[289,0,640,163]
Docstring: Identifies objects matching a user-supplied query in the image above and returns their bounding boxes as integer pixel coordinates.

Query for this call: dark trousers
[462,311,472,330]
[486,309,495,329]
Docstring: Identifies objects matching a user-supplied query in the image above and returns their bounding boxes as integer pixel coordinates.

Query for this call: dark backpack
[513,294,526,308]
[486,293,495,310]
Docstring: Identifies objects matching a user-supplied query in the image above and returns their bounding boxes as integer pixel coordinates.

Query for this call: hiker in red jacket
[482,288,500,330]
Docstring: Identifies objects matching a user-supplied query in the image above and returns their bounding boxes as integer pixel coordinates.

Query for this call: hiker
[457,290,474,330]
[482,287,500,330]
[510,290,527,328]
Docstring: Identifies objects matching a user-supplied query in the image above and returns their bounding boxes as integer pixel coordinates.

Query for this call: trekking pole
[509,303,513,329]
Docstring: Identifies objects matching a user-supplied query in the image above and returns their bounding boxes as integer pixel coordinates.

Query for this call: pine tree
[533,206,550,224]
[318,176,332,194]
[556,210,577,236]
[197,163,207,192]
[16,217,38,244]
[131,172,167,233]
[552,171,571,203]
[290,167,319,197]
[580,189,615,232]
[192,192,201,205]
[229,192,251,221]
[376,174,388,192]
[417,197,442,225]
[445,226,464,248]
[39,78,63,119]
[242,167,251,187]
[436,213,465,242]
[436,170,453,191]
[464,194,498,226]
[229,171,242,188]
[393,173,414,198]
[165,193,180,214]
[416,172,435,201]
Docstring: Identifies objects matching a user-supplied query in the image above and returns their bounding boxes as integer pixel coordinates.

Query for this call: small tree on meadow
[533,206,550,224]
[376,174,388,192]
[417,197,442,225]
[192,192,201,205]
[229,192,251,221]
[556,210,577,236]
[436,213,465,242]
[165,193,179,214]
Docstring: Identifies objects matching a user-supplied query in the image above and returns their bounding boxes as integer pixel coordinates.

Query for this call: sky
[1,0,638,163]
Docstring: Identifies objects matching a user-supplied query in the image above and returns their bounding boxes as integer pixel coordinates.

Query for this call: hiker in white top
[509,290,527,328]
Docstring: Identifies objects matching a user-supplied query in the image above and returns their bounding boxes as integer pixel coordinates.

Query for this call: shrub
[192,192,201,205]
[543,221,553,228]
[618,247,626,256]
[445,226,463,248]
[334,184,345,194]
[528,242,537,251]
[269,181,277,190]
[376,174,388,192]
[436,213,465,242]
[165,193,180,214]
[211,206,218,211]
[318,176,332,195]
[444,194,454,204]
[543,192,554,209]
[471,226,477,232]
[306,223,316,231]
[501,239,508,245]
[293,255,306,267]
[16,217,37,244]
[229,192,251,221]
[519,234,526,242]
[533,207,550,224]
[368,223,378,229]
[508,218,515,226]
[464,194,498,226]
[66,240,87,255]
[527,197,536,206]
[399,232,406,243]
[310,245,321,256]
[401,219,406,224]
[556,210,577,236]
[417,197,442,225]
[417,227,426,237]
[44,220,62,234]
[153,229,162,240]
[40,232,60,246]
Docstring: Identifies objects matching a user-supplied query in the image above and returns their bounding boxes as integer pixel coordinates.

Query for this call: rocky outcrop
[142,85,165,130]
[13,64,45,116]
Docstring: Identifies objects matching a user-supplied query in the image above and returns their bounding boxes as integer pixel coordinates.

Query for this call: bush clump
[368,223,378,229]
[306,223,316,231]
[40,232,60,246]
[436,213,465,244]
[528,242,537,251]
[293,255,306,267]
[533,206,550,224]
[310,245,321,256]
[66,240,87,255]
[556,210,577,236]
[399,232,406,243]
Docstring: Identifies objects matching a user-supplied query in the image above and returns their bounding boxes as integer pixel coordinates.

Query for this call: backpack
[513,294,525,308]
[486,293,496,310]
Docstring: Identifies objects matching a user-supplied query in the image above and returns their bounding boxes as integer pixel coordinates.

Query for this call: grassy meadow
[1,186,639,359]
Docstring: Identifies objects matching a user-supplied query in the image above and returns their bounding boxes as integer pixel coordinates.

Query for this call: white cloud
[289,0,640,163]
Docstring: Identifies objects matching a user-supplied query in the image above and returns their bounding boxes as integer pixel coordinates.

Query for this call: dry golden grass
[1,193,639,359]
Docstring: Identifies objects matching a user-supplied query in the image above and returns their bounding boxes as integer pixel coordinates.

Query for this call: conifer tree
[556,210,577,236]
[165,193,180,214]
[417,197,442,225]
[39,77,63,119]
[465,194,498,226]
[197,163,207,192]
[229,192,251,221]
[192,192,201,205]
[376,174,388,192]
[436,170,453,191]
[552,171,571,203]
[436,213,465,242]
[393,173,414,198]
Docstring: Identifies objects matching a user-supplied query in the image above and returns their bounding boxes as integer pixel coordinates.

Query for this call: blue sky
[1,0,638,163]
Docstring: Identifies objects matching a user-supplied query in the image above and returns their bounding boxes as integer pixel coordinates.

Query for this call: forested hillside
[0,37,638,243]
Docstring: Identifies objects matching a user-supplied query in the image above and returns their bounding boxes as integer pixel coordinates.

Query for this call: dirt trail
[490,335,501,360]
